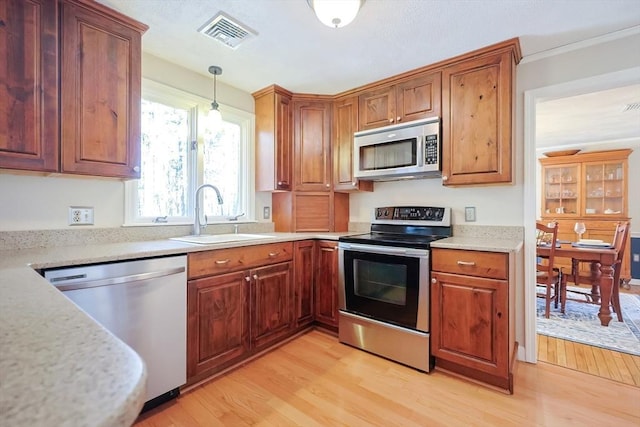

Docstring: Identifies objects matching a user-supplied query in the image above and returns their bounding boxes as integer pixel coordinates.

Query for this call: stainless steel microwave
[353,117,441,181]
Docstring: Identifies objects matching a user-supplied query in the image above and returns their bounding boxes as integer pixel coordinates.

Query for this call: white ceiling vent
[198,12,257,49]
[622,102,640,112]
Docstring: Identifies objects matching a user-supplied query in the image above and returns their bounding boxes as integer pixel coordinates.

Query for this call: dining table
[536,242,619,326]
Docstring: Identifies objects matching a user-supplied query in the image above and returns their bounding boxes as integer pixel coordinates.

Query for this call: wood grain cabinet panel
[293,98,332,191]
[1,0,146,178]
[332,96,373,192]
[314,240,339,329]
[431,248,515,393]
[60,0,146,178]
[254,85,293,191]
[294,240,315,328]
[0,0,59,172]
[251,261,294,350]
[358,71,441,131]
[442,47,517,186]
[187,271,250,378]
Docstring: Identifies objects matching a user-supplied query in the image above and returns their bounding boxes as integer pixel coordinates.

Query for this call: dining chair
[565,221,629,321]
[536,222,564,318]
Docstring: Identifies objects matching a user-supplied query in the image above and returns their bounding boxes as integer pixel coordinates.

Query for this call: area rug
[536,286,640,356]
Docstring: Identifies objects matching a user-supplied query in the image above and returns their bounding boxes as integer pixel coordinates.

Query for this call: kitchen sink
[169,233,274,245]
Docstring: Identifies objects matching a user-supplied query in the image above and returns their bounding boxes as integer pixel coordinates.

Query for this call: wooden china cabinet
[539,149,632,282]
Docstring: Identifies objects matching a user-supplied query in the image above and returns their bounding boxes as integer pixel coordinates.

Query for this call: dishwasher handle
[53,266,186,292]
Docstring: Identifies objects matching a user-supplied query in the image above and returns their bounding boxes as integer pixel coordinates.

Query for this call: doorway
[523,67,640,364]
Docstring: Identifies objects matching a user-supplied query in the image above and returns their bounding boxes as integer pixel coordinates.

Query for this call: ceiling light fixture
[307,0,365,28]
[208,65,223,124]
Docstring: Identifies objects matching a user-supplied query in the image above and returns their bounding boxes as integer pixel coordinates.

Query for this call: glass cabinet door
[543,164,579,216]
[583,161,625,216]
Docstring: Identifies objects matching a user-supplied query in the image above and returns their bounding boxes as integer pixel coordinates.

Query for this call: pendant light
[208,65,222,125]
[307,0,365,28]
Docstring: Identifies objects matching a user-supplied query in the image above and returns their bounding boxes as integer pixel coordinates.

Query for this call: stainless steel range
[338,206,451,372]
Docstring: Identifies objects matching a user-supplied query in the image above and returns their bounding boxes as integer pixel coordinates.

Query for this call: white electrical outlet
[465,206,476,222]
[263,206,271,219]
[68,207,94,225]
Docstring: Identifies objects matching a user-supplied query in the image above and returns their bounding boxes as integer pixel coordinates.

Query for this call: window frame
[124,79,255,226]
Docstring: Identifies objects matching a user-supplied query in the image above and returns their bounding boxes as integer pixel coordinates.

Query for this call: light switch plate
[465,206,476,222]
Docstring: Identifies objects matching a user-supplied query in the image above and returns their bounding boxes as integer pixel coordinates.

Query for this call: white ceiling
[97,0,640,150]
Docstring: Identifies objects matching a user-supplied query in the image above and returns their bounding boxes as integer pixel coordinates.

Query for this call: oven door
[338,242,430,332]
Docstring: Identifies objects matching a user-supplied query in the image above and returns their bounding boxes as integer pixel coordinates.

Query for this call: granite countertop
[432,236,524,253]
[0,231,350,427]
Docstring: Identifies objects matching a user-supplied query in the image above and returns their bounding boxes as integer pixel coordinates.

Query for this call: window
[125,80,254,225]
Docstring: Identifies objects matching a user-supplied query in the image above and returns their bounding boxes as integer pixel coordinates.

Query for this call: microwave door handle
[417,136,424,166]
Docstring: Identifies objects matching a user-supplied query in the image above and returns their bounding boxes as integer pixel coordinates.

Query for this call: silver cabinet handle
[215,259,231,265]
[396,116,401,121]
[431,278,436,284]
[253,274,258,280]
[457,261,476,266]
[388,118,394,123]
[133,166,140,173]
[245,276,251,282]
[442,175,448,181]
[268,252,279,257]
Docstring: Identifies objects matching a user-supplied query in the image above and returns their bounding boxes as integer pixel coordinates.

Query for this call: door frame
[523,67,640,363]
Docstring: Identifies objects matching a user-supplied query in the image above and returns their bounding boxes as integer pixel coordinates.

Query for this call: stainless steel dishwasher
[44,255,187,412]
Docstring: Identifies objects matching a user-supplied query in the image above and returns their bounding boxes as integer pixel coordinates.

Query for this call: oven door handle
[339,242,428,257]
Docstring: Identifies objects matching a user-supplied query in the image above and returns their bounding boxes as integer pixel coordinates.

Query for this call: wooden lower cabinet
[186,243,295,383]
[314,240,339,329]
[431,248,516,393]
[251,262,294,350]
[294,241,315,328]
[187,270,250,379]
[186,239,341,384]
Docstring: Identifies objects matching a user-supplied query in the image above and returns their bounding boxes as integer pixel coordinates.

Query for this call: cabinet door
[431,271,508,378]
[293,240,315,327]
[251,261,293,350]
[582,159,627,217]
[314,240,339,328]
[0,0,59,172]
[255,88,293,191]
[187,271,250,378]
[541,163,580,217]
[294,99,332,191]
[358,86,395,130]
[333,96,373,192]
[60,0,145,178]
[395,72,441,123]
[442,50,514,185]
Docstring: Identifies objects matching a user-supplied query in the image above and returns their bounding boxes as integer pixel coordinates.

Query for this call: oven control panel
[375,206,447,222]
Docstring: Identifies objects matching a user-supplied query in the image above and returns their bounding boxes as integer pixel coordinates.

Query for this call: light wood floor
[537,334,640,386]
[136,330,640,427]
[536,284,640,386]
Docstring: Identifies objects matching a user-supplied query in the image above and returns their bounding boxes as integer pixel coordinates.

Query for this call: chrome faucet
[193,184,224,236]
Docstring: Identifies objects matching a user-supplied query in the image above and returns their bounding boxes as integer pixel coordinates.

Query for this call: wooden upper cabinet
[358,71,441,131]
[0,0,59,172]
[441,43,519,186]
[332,96,372,192]
[254,85,293,191]
[293,97,332,191]
[60,0,147,178]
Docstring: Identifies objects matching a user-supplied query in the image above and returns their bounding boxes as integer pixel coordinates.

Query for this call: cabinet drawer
[188,242,293,279]
[432,248,507,280]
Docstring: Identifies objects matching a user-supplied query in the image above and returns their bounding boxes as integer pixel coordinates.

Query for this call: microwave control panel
[424,134,439,165]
